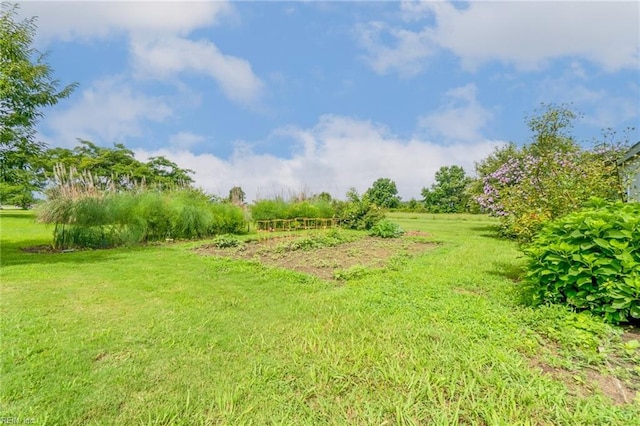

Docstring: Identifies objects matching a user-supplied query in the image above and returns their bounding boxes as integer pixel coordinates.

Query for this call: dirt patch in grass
[530,330,640,406]
[195,232,436,281]
[533,359,637,405]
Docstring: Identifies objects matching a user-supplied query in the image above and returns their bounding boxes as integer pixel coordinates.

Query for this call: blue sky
[19,0,640,201]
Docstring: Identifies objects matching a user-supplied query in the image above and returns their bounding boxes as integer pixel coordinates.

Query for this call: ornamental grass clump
[38,166,247,249]
[524,200,640,324]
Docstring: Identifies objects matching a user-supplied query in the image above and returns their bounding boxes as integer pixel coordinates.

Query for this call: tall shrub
[524,200,640,324]
[334,189,385,230]
[473,105,626,241]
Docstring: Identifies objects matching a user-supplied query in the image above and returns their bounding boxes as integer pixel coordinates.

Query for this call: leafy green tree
[146,155,194,188]
[405,198,421,211]
[421,165,472,213]
[0,3,77,207]
[44,140,194,190]
[314,191,332,203]
[365,178,401,209]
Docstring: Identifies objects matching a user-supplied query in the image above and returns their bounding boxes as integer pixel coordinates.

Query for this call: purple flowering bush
[472,106,626,242]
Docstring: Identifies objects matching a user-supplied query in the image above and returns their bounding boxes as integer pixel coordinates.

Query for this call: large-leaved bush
[524,200,640,324]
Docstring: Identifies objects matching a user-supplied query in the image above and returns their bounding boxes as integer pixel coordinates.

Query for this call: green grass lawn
[1,210,638,425]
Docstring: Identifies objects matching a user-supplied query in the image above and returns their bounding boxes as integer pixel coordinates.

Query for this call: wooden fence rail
[255,217,340,232]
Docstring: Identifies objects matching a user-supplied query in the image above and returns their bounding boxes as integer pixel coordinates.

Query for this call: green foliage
[524,200,640,324]
[250,198,335,221]
[273,231,351,253]
[333,264,370,281]
[369,219,404,238]
[209,202,247,235]
[365,178,401,209]
[334,189,385,230]
[38,189,247,249]
[421,165,472,213]
[397,198,426,212]
[212,234,241,248]
[0,3,77,207]
[250,198,288,220]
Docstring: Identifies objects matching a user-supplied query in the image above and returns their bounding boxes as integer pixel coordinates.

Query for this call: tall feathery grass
[38,165,247,249]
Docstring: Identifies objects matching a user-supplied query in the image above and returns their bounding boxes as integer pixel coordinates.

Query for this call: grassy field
[1,210,638,425]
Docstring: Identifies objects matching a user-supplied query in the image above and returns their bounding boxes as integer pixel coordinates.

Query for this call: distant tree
[421,165,472,213]
[314,191,332,202]
[1,3,77,207]
[44,140,194,190]
[346,187,361,203]
[146,156,194,188]
[228,186,246,205]
[365,178,401,208]
[405,198,420,211]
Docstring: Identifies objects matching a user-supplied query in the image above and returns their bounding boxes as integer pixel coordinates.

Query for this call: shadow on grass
[0,211,33,219]
[0,238,132,267]
[487,260,526,282]
[469,225,504,240]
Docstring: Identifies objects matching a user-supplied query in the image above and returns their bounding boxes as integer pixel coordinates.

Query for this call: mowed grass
[1,210,638,425]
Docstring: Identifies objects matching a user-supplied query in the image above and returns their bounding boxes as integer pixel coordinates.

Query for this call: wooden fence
[255,217,340,232]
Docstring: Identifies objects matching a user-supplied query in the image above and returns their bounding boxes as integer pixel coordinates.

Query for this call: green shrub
[369,219,404,238]
[250,199,289,220]
[212,234,241,248]
[524,200,640,324]
[250,199,336,221]
[209,203,247,234]
[335,198,385,230]
[274,231,350,253]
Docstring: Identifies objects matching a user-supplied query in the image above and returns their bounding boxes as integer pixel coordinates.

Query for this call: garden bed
[195,231,436,281]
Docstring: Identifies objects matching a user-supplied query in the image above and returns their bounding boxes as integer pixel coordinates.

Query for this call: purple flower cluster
[476,151,590,218]
[475,156,537,216]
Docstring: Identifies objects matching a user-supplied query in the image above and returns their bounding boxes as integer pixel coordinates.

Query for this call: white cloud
[418,84,493,142]
[399,0,435,22]
[19,1,233,42]
[359,1,640,74]
[19,1,262,107]
[169,132,206,150]
[355,22,434,77]
[136,115,504,202]
[43,77,172,146]
[131,36,263,106]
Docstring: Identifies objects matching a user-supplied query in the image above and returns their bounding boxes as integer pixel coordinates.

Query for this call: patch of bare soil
[530,332,640,405]
[534,360,637,405]
[195,232,436,281]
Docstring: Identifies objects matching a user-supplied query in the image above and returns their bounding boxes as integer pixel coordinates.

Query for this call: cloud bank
[136,115,504,202]
[360,1,640,74]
